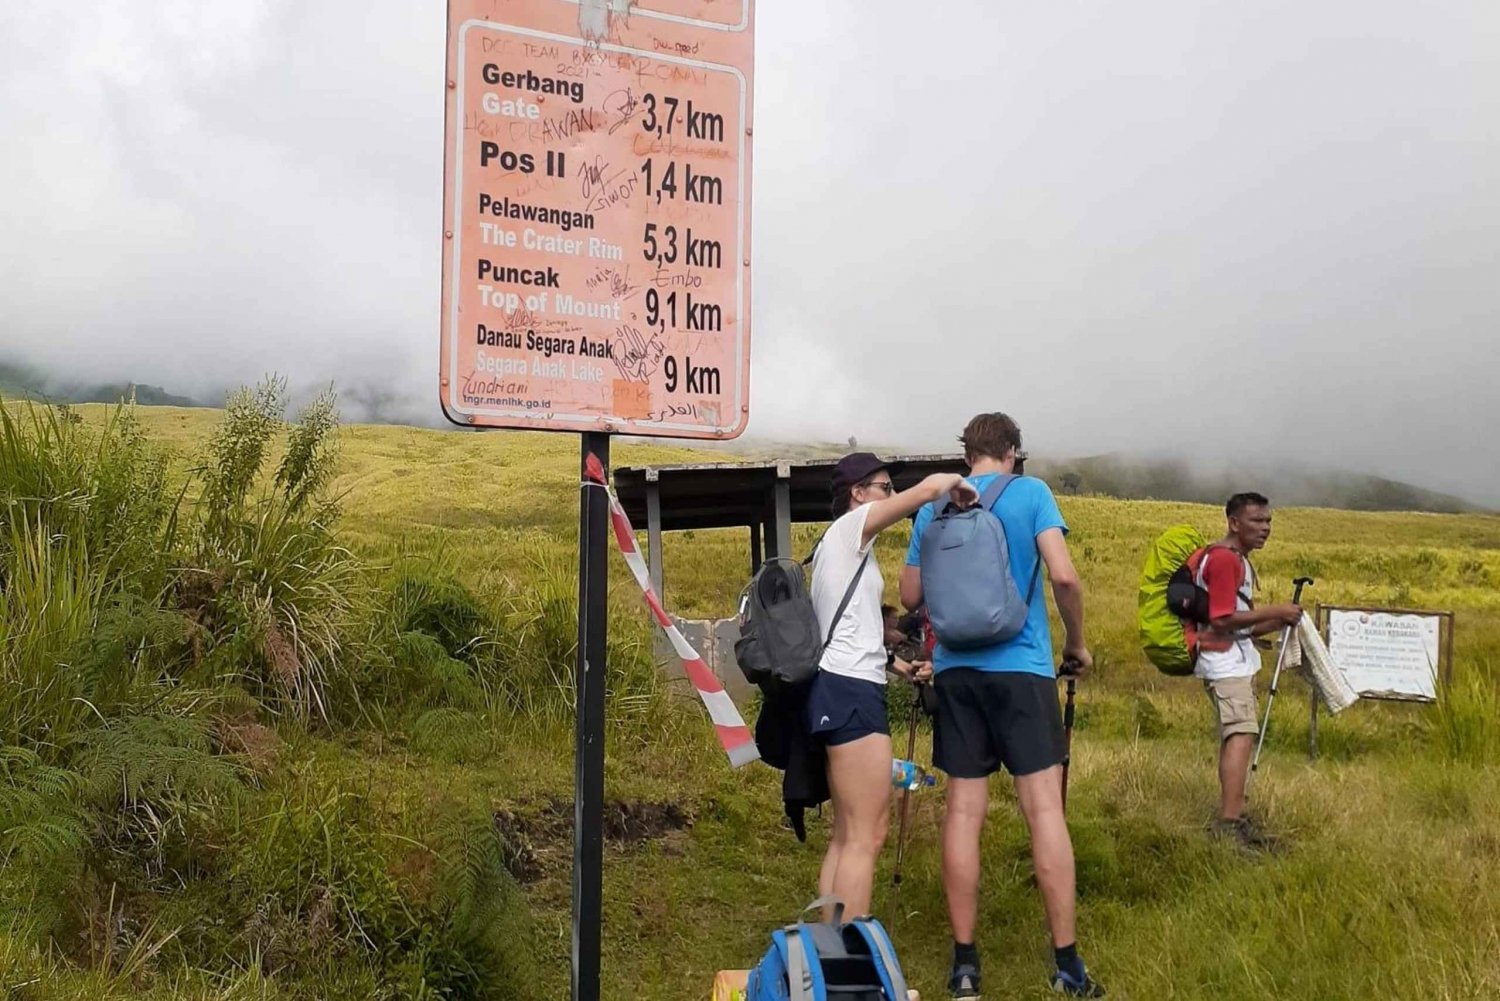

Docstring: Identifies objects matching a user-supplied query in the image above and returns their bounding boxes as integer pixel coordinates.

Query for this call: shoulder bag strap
[820,549,871,655]
[801,528,828,566]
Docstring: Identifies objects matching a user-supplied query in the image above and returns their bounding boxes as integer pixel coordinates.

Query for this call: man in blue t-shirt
[900,412,1103,999]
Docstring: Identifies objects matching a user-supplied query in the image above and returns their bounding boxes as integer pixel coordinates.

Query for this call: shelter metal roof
[613,454,969,532]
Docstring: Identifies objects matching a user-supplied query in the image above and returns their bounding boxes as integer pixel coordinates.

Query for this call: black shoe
[949,961,982,999]
[1051,965,1106,996]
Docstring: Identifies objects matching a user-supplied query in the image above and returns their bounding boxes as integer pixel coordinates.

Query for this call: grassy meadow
[2,396,1498,1000]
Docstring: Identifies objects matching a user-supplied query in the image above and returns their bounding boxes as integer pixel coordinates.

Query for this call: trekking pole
[1058,660,1081,811]
[1250,576,1313,780]
[891,681,925,893]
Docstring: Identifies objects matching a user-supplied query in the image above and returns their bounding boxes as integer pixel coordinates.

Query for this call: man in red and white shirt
[1187,492,1302,845]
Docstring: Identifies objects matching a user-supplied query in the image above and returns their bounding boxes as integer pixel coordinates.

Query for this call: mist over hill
[1035,453,1483,515]
[1,357,1488,514]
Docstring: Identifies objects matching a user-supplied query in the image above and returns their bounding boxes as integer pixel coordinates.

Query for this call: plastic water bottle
[891,758,936,791]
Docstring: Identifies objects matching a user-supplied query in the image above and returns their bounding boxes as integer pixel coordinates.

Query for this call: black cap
[831,452,905,494]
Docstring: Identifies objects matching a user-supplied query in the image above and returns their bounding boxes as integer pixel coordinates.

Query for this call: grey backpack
[919,475,1040,650]
[734,547,870,689]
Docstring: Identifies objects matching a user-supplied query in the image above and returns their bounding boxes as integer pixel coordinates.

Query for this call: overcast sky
[2,1,1496,501]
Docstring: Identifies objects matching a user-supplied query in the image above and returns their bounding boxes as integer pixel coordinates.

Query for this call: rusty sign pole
[573,431,610,1001]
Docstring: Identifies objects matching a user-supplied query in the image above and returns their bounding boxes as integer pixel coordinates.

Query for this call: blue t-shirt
[904,474,1067,678]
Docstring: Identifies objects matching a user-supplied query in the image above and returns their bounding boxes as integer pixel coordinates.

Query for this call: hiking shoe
[1051,965,1106,996]
[1238,813,1282,847]
[1210,816,1279,852]
[948,962,982,999]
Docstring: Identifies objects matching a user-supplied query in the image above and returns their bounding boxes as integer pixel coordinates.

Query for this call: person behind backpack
[1190,492,1302,848]
[898,412,1104,999]
[807,452,976,921]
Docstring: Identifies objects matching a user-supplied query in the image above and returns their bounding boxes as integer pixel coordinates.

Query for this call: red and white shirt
[1188,546,1261,680]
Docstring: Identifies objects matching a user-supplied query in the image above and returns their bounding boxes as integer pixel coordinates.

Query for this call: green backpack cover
[1138,524,1208,676]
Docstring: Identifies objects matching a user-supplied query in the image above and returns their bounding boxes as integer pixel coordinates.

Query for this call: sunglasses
[861,480,895,495]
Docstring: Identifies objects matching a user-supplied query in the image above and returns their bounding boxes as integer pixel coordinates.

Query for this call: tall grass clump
[0,402,182,754]
[184,379,361,722]
[1429,662,1500,765]
[0,401,175,592]
[488,538,674,739]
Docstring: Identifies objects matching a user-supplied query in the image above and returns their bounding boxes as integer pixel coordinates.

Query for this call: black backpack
[734,547,869,689]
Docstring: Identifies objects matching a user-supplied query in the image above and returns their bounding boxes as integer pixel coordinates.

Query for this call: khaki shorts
[1203,675,1259,741]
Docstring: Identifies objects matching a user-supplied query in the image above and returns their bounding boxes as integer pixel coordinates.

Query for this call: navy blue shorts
[806,671,890,746]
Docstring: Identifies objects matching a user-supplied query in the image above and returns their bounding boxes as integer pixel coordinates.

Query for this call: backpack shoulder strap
[978,473,1016,511]
[820,550,871,655]
[1192,544,1225,589]
[848,918,908,1001]
[1195,544,1250,594]
[1194,546,1255,635]
[778,927,817,1001]
[1023,536,1043,604]
[790,923,830,1001]
[983,474,1044,605]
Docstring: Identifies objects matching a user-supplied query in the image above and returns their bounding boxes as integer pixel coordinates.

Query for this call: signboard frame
[1306,603,1456,759]
[1316,603,1455,700]
[438,0,755,440]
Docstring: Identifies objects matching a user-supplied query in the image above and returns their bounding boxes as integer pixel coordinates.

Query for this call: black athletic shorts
[932,668,1066,778]
[806,671,891,746]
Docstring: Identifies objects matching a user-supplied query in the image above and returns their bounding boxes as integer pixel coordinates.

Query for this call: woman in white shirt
[808,452,976,918]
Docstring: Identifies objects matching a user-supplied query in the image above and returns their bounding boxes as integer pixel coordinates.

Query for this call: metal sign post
[573,432,610,1001]
[439,4,756,998]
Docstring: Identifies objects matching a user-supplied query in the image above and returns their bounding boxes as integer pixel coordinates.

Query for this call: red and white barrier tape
[585,456,760,768]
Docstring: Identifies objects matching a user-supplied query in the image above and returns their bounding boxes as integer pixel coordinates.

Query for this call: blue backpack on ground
[919,474,1040,651]
[747,897,909,1001]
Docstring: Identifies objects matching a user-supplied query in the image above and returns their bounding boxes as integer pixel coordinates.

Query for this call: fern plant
[419,800,536,1000]
[0,745,90,940]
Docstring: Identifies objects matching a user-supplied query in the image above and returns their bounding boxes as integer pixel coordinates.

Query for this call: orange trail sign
[440,0,755,439]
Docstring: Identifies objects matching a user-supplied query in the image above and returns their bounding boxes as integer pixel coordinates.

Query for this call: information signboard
[440,0,754,438]
[1323,607,1453,702]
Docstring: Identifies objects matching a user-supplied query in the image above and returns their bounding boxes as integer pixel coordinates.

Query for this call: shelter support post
[645,472,664,601]
[773,463,792,560]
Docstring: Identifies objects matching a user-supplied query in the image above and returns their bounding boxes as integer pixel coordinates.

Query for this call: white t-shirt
[1194,551,1262,681]
[811,504,887,685]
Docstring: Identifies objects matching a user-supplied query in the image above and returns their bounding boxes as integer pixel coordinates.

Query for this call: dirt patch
[600,799,693,845]
[492,797,694,883]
